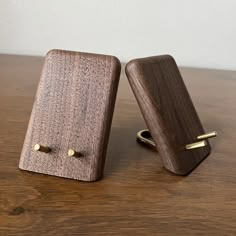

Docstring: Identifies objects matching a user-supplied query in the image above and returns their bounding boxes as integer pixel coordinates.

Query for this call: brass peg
[68,149,81,158]
[34,144,51,153]
[185,140,207,150]
[197,131,217,140]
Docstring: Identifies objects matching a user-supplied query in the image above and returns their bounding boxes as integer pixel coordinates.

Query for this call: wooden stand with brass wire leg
[126,55,218,175]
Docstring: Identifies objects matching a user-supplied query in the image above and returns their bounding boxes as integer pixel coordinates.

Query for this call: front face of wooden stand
[126,55,212,175]
[19,50,121,181]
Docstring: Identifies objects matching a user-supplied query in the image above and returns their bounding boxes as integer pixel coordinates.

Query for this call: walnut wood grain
[126,55,211,175]
[19,50,121,181]
[0,54,235,235]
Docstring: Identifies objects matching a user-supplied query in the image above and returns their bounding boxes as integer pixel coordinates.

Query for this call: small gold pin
[34,144,51,153]
[197,131,217,140]
[68,149,81,158]
[185,140,207,150]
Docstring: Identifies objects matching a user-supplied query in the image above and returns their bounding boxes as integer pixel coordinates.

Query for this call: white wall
[0,0,235,70]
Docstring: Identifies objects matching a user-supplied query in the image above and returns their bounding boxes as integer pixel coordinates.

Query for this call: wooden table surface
[0,54,235,236]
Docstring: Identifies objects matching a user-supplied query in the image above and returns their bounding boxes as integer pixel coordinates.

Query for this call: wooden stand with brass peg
[126,55,218,175]
[19,49,121,181]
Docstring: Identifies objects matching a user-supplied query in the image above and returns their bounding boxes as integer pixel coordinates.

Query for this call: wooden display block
[126,55,217,175]
[19,49,121,181]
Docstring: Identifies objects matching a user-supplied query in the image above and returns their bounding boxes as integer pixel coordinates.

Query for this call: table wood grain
[0,54,235,235]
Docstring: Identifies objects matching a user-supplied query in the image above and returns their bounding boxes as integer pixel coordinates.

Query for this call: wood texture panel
[19,50,121,181]
[126,55,211,175]
[0,54,235,235]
